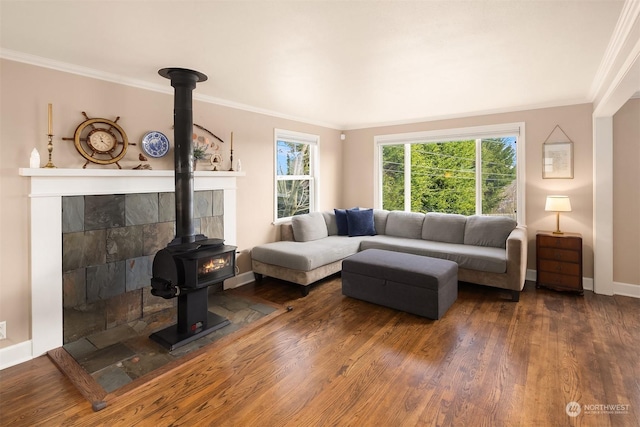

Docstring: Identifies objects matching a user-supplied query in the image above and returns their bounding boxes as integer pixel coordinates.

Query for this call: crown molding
[0,48,174,95]
[0,48,342,131]
[192,92,340,130]
[344,99,590,131]
[589,0,640,102]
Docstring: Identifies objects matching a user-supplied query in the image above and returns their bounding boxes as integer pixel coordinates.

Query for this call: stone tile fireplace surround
[62,190,224,344]
[19,168,243,357]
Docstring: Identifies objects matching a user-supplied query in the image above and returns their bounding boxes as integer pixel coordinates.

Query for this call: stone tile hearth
[63,290,279,393]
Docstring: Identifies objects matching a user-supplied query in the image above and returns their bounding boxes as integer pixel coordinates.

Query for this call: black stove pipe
[151,67,234,351]
[158,67,208,244]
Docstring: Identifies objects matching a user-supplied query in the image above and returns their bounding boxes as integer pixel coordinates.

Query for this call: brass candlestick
[43,134,56,168]
[229,131,234,171]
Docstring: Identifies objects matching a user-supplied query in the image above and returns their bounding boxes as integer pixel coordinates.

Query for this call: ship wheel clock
[63,112,133,168]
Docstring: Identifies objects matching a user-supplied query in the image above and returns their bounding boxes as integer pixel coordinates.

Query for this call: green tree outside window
[382,137,516,218]
[277,140,312,219]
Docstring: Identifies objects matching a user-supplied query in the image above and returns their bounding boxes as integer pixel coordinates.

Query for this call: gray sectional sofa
[251,209,528,301]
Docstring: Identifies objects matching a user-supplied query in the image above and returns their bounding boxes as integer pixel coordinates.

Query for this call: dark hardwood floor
[1,277,638,426]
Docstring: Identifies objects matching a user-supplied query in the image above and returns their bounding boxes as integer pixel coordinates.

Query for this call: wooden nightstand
[536,231,583,294]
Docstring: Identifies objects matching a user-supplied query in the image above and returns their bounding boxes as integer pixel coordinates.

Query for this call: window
[375,123,525,223]
[274,129,319,221]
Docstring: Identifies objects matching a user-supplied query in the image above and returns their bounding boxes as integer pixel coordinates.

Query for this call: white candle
[230,131,233,150]
[47,103,53,135]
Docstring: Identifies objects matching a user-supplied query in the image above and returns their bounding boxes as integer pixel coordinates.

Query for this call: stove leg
[150,287,230,351]
[177,288,208,334]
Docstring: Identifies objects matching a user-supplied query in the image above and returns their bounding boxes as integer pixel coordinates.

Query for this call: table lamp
[545,195,572,234]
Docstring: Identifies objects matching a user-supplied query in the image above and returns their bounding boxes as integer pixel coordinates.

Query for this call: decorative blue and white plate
[141,131,170,158]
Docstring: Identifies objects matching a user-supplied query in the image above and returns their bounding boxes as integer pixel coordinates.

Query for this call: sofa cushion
[346,208,376,236]
[464,215,517,249]
[323,211,339,235]
[385,211,425,239]
[360,235,507,273]
[291,212,328,242]
[373,209,389,235]
[334,208,358,236]
[422,212,467,244]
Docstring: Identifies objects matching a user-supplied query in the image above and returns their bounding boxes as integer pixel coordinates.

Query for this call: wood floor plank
[0,277,638,426]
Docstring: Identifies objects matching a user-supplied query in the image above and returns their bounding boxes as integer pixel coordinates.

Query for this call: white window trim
[274,128,320,223]
[373,122,526,224]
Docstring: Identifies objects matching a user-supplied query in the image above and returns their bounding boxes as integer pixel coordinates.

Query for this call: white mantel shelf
[20,167,244,357]
[19,168,245,197]
[19,168,244,177]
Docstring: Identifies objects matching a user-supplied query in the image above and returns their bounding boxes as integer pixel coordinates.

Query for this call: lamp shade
[545,195,572,212]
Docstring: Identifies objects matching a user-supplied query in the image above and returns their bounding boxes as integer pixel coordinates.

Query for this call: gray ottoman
[342,249,458,320]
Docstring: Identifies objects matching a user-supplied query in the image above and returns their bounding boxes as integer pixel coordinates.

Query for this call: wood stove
[150,238,236,350]
[150,67,236,351]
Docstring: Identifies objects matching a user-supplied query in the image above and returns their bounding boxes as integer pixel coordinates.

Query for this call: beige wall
[613,98,640,286]
[0,59,342,348]
[342,104,595,277]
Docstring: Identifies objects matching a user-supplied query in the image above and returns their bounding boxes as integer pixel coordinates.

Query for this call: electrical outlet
[0,321,5,340]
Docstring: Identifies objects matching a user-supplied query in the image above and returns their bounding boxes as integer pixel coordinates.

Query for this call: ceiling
[0,1,625,129]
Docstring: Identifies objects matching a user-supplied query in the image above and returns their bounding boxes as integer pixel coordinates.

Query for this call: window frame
[274,128,320,223]
[374,123,526,224]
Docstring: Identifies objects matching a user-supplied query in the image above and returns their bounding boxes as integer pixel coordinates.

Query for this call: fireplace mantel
[19,168,244,195]
[19,168,244,357]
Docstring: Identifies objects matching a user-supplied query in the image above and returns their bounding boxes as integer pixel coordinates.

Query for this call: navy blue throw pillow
[346,208,376,236]
[335,207,358,235]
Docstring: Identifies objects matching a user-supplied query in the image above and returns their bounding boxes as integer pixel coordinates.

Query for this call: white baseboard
[526,269,536,282]
[582,277,594,291]
[224,271,256,289]
[613,281,640,298]
[0,340,33,371]
[526,269,638,298]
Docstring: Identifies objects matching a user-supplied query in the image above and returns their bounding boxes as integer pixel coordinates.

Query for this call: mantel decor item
[194,123,223,143]
[545,195,572,234]
[210,153,222,171]
[229,131,234,171]
[192,142,209,171]
[30,148,40,168]
[542,125,573,179]
[141,131,170,158]
[43,103,57,168]
[63,112,134,169]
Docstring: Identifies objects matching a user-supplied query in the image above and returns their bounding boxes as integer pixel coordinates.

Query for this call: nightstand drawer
[537,271,582,290]
[537,235,581,250]
[538,247,580,263]
[538,259,580,276]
